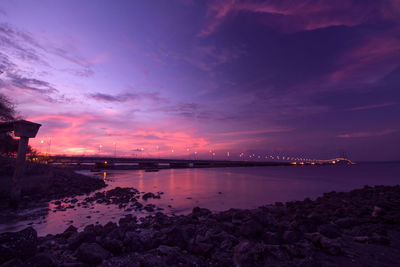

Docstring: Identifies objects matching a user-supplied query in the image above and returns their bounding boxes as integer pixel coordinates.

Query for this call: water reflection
[0,163,399,236]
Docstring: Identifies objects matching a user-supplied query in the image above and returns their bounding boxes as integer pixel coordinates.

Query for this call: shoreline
[1,184,400,266]
[0,158,106,226]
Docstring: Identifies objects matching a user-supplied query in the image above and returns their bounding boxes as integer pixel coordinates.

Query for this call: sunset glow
[1,0,399,160]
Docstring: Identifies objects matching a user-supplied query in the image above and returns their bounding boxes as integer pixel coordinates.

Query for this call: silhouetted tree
[0,93,18,156]
[0,93,15,122]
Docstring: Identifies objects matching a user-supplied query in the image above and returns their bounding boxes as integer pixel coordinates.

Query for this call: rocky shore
[0,157,106,224]
[0,157,106,203]
[1,184,400,266]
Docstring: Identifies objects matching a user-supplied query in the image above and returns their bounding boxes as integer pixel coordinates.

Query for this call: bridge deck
[33,155,354,170]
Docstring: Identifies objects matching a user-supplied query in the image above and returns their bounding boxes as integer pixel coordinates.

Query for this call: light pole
[40,139,44,155]
[113,142,117,158]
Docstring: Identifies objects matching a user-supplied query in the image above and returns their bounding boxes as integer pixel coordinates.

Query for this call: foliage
[0,93,15,122]
[0,93,17,156]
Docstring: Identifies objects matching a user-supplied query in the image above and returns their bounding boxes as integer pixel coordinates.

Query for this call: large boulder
[0,227,37,264]
[24,253,57,267]
[77,242,110,265]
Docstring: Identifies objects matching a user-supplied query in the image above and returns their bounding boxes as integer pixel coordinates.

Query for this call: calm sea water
[1,162,399,236]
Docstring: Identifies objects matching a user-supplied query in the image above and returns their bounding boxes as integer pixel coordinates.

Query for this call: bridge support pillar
[9,120,41,208]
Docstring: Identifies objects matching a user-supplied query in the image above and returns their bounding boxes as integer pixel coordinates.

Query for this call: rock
[102,239,123,254]
[370,233,390,245]
[142,192,156,200]
[0,227,37,264]
[307,213,325,225]
[77,243,110,265]
[62,225,78,238]
[282,230,303,244]
[308,233,342,256]
[164,226,187,249]
[239,220,263,238]
[118,215,137,228]
[192,207,211,218]
[334,217,358,229]
[233,241,269,266]
[262,231,281,245]
[154,245,185,265]
[24,253,57,267]
[123,232,141,252]
[0,258,24,267]
[144,204,155,212]
[371,206,383,217]
[192,242,213,255]
[354,236,369,243]
[68,230,96,250]
[320,236,342,255]
[134,202,143,209]
[318,224,341,239]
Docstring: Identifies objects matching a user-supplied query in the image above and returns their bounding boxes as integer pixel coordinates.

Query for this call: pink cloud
[199,0,400,36]
[329,36,400,83]
[349,102,399,111]
[216,128,293,136]
[337,129,397,138]
[26,113,213,156]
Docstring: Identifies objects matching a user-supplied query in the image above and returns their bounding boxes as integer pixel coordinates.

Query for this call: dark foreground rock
[2,185,400,266]
[0,227,37,263]
[0,157,106,224]
[0,156,106,204]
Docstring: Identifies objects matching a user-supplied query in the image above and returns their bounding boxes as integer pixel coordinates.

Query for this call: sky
[0,0,399,161]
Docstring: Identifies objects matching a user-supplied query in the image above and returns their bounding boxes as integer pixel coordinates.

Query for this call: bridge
[34,155,355,170]
[317,157,356,165]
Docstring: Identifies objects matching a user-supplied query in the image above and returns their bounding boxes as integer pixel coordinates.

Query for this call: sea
[1,162,399,236]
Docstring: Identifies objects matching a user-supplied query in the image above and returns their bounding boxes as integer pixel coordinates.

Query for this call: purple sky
[0,0,399,161]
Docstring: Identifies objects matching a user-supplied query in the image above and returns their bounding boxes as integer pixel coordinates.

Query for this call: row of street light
[34,140,321,163]
[95,144,320,162]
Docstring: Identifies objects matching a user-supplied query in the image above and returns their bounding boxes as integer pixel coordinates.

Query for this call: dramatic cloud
[88,91,168,104]
[337,129,398,138]
[200,0,400,36]
[0,1,399,160]
[7,73,57,94]
[349,102,399,111]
